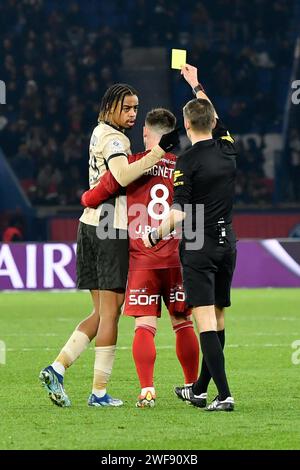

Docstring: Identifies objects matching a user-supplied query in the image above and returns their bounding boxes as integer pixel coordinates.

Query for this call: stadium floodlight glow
[0,80,6,104]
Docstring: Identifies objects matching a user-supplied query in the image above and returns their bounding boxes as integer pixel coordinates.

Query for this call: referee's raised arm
[181,64,219,118]
[181,63,236,143]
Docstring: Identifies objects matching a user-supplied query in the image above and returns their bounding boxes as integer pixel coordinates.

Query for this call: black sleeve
[172,156,193,210]
[213,118,234,142]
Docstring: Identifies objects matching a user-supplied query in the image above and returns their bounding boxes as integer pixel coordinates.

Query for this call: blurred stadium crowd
[0,0,299,206]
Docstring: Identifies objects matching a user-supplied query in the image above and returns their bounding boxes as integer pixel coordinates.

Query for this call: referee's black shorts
[180,227,237,308]
[76,221,129,291]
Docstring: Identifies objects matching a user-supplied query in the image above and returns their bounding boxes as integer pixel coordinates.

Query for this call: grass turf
[0,289,299,450]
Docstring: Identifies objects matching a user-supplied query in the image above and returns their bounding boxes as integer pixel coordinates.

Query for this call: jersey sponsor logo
[169,290,185,302]
[129,294,160,305]
[129,287,148,294]
[110,139,125,154]
[161,158,176,165]
[174,170,184,182]
[128,290,185,305]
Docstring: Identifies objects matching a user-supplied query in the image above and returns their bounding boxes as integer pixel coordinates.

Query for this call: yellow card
[171,49,186,69]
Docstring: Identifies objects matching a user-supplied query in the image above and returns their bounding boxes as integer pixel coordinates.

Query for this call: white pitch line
[252,332,300,336]
[3,333,59,337]
[4,343,291,352]
[3,331,298,338]
[280,317,299,321]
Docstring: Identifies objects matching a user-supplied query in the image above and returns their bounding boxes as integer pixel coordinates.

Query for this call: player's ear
[143,126,147,138]
[212,117,217,129]
[183,118,190,131]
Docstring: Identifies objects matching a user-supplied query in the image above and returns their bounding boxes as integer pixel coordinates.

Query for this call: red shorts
[124,268,190,317]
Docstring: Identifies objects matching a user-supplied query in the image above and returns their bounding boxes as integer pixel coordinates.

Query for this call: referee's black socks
[193,329,225,396]
[196,330,230,401]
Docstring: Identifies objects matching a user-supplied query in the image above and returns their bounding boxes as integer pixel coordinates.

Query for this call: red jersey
[81,151,180,270]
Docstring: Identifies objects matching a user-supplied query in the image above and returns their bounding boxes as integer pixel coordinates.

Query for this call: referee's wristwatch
[193,83,205,96]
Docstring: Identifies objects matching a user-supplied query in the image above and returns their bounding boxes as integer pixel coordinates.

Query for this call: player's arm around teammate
[82,109,199,408]
[39,84,179,408]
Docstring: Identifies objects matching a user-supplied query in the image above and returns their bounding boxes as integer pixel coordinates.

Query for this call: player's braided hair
[98,83,138,123]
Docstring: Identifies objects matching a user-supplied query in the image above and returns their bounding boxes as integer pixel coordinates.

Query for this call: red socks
[173,321,199,384]
[132,325,156,388]
[132,321,199,388]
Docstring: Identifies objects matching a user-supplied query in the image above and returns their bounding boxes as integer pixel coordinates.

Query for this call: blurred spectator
[2,215,24,242]
[0,0,296,207]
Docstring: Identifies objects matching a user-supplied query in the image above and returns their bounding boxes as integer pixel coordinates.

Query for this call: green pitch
[0,289,300,450]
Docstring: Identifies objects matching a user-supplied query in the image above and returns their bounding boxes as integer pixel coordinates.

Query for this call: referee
[144,64,237,412]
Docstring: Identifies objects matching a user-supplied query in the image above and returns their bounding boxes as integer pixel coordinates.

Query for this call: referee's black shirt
[173,120,237,232]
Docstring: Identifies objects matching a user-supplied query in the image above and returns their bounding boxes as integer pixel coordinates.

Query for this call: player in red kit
[81,108,200,407]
